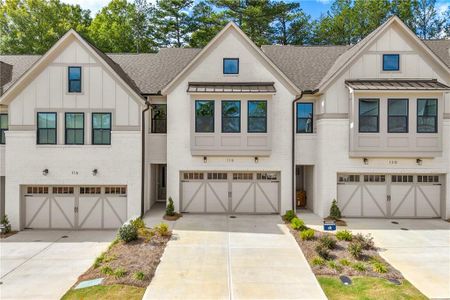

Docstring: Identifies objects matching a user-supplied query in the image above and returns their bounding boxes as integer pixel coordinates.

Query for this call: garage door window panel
[417,99,437,133]
[388,99,408,133]
[248,101,267,133]
[195,100,214,133]
[37,112,57,144]
[222,101,241,133]
[0,114,7,144]
[65,113,84,145]
[359,99,379,133]
[92,113,111,145]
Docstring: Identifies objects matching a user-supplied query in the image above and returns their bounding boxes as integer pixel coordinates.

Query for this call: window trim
[37,112,57,145]
[223,58,239,75]
[247,100,267,133]
[68,66,82,93]
[0,113,7,145]
[417,98,438,133]
[195,100,215,133]
[221,100,241,133]
[65,112,85,145]
[151,104,167,134]
[382,54,400,71]
[91,112,112,145]
[358,98,379,133]
[387,98,409,133]
[296,102,314,134]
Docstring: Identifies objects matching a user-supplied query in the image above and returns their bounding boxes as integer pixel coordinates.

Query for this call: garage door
[337,174,441,218]
[24,186,127,229]
[181,171,280,214]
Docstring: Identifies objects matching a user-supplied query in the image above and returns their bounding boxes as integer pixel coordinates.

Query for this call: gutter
[141,100,151,217]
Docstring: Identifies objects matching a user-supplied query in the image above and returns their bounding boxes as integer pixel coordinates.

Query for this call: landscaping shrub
[94,252,106,268]
[300,229,315,241]
[100,266,113,275]
[348,241,363,259]
[108,238,120,251]
[138,227,154,242]
[312,257,326,266]
[134,271,145,281]
[328,260,343,272]
[118,223,138,243]
[339,258,351,266]
[352,262,367,272]
[155,222,170,236]
[131,217,146,229]
[329,199,342,219]
[283,210,296,222]
[1,214,11,233]
[315,244,330,260]
[166,197,175,216]
[290,218,307,231]
[114,268,127,278]
[372,261,388,273]
[336,230,352,241]
[353,233,375,250]
[319,235,337,249]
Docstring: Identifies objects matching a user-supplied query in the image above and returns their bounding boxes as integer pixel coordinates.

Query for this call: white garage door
[24,186,127,229]
[181,171,280,214]
[337,174,441,218]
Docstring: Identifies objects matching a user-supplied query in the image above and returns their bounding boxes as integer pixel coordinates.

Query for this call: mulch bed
[163,213,182,221]
[0,231,18,239]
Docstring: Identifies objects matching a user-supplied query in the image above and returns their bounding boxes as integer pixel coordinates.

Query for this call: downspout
[141,100,151,217]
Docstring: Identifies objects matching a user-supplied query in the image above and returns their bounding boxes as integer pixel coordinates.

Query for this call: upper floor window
[248,101,267,133]
[296,103,313,133]
[68,66,82,93]
[222,101,241,133]
[65,113,84,145]
[0,114,7,144]
[223,58,239,74]
[92,113,111,145]
[37,112,57,144]
[151,104,167,133]
[417,99,437,133]
[388,99,408,133]
[383,54,399,71]
[359,99,379,133]
[195,100,214,132]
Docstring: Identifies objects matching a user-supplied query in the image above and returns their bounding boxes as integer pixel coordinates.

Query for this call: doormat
[74,278,104,290]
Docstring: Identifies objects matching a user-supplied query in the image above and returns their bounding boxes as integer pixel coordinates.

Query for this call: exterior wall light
[416,158,422,166]
[363,158,368,165]
[92,169,98,176]
[203,156,207,163]
[254,157,259,163]
[42,169,49,176]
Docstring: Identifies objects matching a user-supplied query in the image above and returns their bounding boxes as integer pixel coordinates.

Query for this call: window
[223,58,239,74]
[27,186,49,194]
[105,186,127,195]
[297,103,313,133]
[383,54,399,71]
[338,175,360,183]
[417,175,439,183]
[207,172,228,180]
[37,112,57,144]
[68,66,82,93]
[80,187,101,194]
[195,100,214,132]
[65,113,84,145]
[257,172,278,180]
[248,101,267,133]
[417,99,437,133]
[52,186,75,194]
[222,101,240,133]
[183,172,204,180]
[233,173,253,180]
[388,99,408,133]
[151,104,167,133]
[392,175,413,183]
[363,175,385,182]
[92,113,112,145]
[0,114,7,144]
[359,99,379,133]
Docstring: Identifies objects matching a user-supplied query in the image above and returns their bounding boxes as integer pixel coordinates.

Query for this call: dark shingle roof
[0,55,40,92]
[423,40,450,68]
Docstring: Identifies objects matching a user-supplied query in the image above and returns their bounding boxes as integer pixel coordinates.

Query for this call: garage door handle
[387,195,391,202]
[74,207,79,213]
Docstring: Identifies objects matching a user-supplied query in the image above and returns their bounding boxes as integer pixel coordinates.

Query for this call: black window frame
[151,104,167,134]
[382,54,400,71]
[247,100,267,133]
[359,99,380,133]
[417,99,438,133]
[0,113,8,144]
[37,112,57,145]
[221,100,241,133]
[387,99,409,133]
[68,66,82,93]
[65,112,85,145]
[223,58,239,74]
[296,102,314,133]
[92,113,112,145]
[195,100,215,133]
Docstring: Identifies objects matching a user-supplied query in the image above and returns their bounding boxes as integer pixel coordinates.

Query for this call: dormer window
[68,66,82,93]
[223,58,239,74]
[383,54,400,71]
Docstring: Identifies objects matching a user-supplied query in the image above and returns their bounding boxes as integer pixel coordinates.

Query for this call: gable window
[222,101,241,133]
[68,66,82,93]
[359,99,379,133]
[383,54,399,71]
[37,112,57,144]
[151,104,167,133]
[65,113,84,145]
[223,58,239,74]
[92,113,111,145]
[0,114,7,144]
[297,103,313,133]
[417,99,437,133]
[195,100,214,133]
[388,99,408,133]
[248,101,267,133]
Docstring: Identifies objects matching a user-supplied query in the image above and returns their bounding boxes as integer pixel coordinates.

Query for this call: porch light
[203,156,207,163]
[42,169,49,176]
[92,169,98,176]
[363,158,368,165]
[416,158,422,166]
[254,157,259,163]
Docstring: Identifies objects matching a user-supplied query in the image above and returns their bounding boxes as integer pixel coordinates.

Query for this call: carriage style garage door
[181,171,280,214]
[23,186,127,229]
[337,174,442,218]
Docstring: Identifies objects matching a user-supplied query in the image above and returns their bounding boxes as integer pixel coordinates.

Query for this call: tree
[0,0,91,54]
[413,0,444,39]
[132,0,156,53]
[444,6,450,37]
[390,0,419,31]
[353,0,390,38]
[189,1,227,48]
[271,1,312,45]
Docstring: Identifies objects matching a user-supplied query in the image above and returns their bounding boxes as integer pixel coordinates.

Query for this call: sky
[63,0,449,20]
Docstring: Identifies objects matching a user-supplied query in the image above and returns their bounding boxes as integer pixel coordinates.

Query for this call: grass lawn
[318,276,427,300]
[61,284,145,300]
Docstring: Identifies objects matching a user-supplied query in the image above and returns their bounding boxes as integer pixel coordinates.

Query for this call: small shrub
[166,197,175,216]
[134,271,145,281]
[372,261,388,273]
[114,268,127,278]
[319,235,337,249]
[353,233,375,250]
[283,210,296,222]
[315,244,331,260]
[100,266,113,275]
[312,257,326,266]
[329,199,342,219]
[290,218,307,231]
[131,217,146,229]
[138,227,155,242]
[108,238,120,251]
[118,223,138,243]
[348,241,363,259]
[352,262,367,272]
[339,259,351,266]
[300,229,315,241]
[328,260,343,272]
[1,215,12,233]
[94,252,106,268]
[155,222,170,236]
[336,230,352,241]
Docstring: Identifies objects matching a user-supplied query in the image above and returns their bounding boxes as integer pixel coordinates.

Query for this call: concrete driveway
[143,214,326,300]
[0,230,115,300]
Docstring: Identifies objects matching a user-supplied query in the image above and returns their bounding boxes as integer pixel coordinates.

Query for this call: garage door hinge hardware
[387,195,391,202]
[74,207,79,213]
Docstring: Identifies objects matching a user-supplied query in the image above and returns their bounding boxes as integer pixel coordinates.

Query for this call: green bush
[101,266,113,275]
[166,197,175,216]
[134,271,145,281]
[315,244,331,260]
[319,235,337,249]
[138,227,154,242]
[283,210,296,222]
[312,257,326,266]
[328,260,343,271]
[348,241,363,259]
[94,252,106,268]
[131,217,146,229]
[353,233,375,250]
[336,230,352,241]
[155,222,170,236]
[329,199,342,219]
[300,229,315,241]
[1,215,12,233]
[290,218,307,231]
[118,223,138,243]
[352,262,367,272]
[339,258,351,266]
[372,261,388,273]
[114,268,127,278]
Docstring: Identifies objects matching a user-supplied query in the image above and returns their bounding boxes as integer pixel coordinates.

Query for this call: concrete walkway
[0,230,115,300]
[143,210,326,300]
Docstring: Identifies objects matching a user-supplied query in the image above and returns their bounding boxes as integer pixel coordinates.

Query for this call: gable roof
[423,39,450,68]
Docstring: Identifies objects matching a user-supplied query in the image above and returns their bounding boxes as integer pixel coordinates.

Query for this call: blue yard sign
[324,220,336,231]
